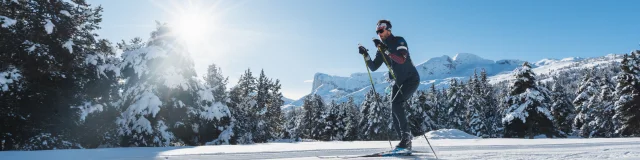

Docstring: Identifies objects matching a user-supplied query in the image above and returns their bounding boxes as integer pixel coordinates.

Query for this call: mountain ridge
[283,53,622,109]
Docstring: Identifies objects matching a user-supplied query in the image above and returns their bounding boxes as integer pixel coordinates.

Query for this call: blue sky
[88,0,640,100]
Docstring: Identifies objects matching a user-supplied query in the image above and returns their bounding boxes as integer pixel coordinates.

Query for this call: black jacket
[365,34,420,84]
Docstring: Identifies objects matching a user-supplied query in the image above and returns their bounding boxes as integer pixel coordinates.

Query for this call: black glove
[358,45,369,57]
[373,39,388,51]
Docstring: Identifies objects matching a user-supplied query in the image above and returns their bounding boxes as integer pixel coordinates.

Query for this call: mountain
[282,97,295,105]
[286,53,622,107]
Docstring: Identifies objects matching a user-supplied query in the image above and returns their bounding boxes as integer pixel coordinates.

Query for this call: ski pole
[359,43,377,92]
[422,134,438,159]
[359,43,392,149]
[373,38,397,81]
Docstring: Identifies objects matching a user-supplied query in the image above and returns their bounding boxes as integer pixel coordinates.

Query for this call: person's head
[376,19,392,40]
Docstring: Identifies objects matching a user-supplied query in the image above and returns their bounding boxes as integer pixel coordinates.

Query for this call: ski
[318,150,432,159]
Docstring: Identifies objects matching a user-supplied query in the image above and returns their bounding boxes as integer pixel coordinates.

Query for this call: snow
[74,102,104,122]
[44,19,54,34]
[0,67,21,92]
[63,39,74,53]
[161,66,189,90]
[2,137,639,159]
[424,129,479,139]
[59,10,71,17]
[0,16,17,28]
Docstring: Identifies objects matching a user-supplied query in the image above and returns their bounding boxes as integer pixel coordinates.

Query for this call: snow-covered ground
[2,129,639,160]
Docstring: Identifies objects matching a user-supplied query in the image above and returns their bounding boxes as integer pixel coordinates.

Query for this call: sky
[88,0,640,100]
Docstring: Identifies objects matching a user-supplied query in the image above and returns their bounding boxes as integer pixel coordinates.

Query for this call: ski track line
[153,141,639,160]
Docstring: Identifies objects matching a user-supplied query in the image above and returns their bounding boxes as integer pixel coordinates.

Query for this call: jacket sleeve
[389,37,409,64]
[365,50,384,71]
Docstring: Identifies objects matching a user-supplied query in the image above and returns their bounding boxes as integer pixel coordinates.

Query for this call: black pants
[391,74,420,140]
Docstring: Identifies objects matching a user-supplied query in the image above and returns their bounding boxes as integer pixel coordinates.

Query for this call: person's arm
[388,37,409,64]
[365,50,384,71]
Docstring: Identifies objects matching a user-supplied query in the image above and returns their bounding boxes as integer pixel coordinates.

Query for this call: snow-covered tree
[0,0,121,150]
[228,69,257,144]
[204,63,229,104]
[342,97,361,141]
[501,62,555,138]
[252,70,271,143]
[429,84,447,129]
[613,51,640,137]
[283,107,302,141]
[359,89,392,140]
[197,63,233,145]
[408,90,437,137]
[466,70,490,137]
[589,73,616,137]
[116,23,232,147]
[446,79,466,130]
[321,101,342,141]
[300,94,326,140]
[265,79,285,141]
[479,69,501,138]
[572,71,600,137]
[549,77,575,137]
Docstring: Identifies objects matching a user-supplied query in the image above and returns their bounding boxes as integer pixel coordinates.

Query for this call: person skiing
[358,19,420,154]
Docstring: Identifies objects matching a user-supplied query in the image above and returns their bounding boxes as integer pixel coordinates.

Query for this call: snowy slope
[288,53,622,107]
[2,130,639,160]
[488,54,621,84]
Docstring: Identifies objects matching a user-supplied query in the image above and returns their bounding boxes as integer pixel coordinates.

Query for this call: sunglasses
[376,23,388,34]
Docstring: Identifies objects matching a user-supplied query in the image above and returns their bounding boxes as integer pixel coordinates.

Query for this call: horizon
[89,0,640,100]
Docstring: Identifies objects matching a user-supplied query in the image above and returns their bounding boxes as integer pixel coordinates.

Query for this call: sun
[176,12,208,43]
[157,0,224,47]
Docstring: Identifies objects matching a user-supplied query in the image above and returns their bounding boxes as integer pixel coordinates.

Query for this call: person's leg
[391,76,420,149]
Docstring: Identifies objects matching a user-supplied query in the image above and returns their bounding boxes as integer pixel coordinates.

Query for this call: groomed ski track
[2,137,640,160]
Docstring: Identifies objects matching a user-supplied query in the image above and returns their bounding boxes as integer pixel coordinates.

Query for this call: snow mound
[424,129,480,139]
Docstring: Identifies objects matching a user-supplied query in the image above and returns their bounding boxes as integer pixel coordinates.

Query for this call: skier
[358,19,420,154]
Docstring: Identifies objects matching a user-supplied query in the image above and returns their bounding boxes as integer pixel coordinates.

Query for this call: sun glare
[176,12,208,43]
[151,0,246,52]
[156,0,225,47]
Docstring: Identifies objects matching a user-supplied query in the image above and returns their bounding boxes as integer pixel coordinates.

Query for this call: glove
[373,39,388,51]
[358,45,369,57]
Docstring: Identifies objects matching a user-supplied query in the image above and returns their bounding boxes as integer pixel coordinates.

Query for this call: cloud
[303,79,313,83]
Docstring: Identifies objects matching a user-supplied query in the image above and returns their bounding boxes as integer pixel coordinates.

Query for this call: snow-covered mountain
[286,53,623,107]
[282,97,295,105]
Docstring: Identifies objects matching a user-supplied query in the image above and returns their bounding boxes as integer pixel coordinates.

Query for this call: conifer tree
[502,62,555,138]
[613,51,640,136]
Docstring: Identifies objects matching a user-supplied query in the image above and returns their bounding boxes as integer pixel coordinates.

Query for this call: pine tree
[446,79,466,130]
[549,77,575,137]
[204,63,229,104]
[300,94,326,140]
[613,51,640,136]
[428,83,444,129]
[117,23,232,147]
[283,107,302,141]
[501,62,555,138]
[265,79,285,141]
[198,63,233,145]
[572,71,600,137]
[321,101,342,141]
[589,73,616,137]
[252,70,271,143]
[359,89,392,140]
[408,90,437,137]
[343,97,361,141]
[467,70,489,137]
[0,0,122,150]
[228,69,257,144]
[480,68,501,138]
